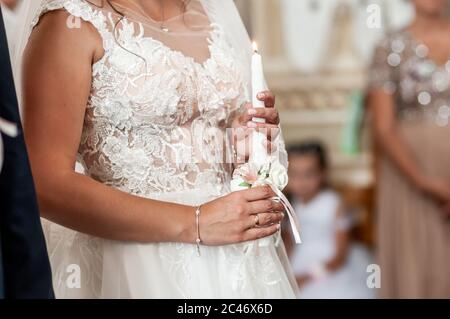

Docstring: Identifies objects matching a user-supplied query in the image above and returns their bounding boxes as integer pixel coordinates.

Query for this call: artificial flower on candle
[266,161,289,190]
[230,158,289,192]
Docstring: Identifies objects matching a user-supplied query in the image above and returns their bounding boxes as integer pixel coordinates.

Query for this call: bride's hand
[231,91,280,161]
[198,186,284,245]
[242,91,280,128]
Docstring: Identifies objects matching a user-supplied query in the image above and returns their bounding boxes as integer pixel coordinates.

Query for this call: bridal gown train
[32,0,297,298]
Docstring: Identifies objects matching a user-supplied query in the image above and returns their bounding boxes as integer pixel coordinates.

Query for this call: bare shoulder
[26,9,104,64]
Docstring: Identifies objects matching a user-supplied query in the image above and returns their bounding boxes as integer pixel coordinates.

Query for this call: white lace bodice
[33,0,248,196]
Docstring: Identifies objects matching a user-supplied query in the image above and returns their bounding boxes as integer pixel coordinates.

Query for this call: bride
[15,0,297,298]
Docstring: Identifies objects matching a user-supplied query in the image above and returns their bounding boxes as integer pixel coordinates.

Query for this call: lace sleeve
[31,0,111,50]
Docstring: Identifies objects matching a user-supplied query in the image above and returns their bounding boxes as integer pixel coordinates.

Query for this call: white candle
[249,42,268,168]
[249,42,277,247]
[251,42,266,123]
[250,43,277,247]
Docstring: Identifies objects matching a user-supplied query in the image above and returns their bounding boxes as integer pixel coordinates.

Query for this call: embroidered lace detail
[35,0,248,196]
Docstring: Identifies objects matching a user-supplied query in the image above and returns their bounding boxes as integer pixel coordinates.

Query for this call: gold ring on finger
[254,214,260,227]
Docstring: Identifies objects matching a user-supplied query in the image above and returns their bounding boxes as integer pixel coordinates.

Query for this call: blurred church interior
[236,0,450,247]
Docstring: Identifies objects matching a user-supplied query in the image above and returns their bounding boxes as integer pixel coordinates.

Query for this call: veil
[11,0,298,295]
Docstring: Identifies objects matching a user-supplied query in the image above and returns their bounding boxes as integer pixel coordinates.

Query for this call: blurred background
[233,0,428,246]
[233,0,450,298]
[235,0,390,248]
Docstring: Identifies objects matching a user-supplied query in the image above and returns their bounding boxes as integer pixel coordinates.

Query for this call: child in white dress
[285,141,375,299]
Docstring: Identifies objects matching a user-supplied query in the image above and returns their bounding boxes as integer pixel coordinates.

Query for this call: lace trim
[32,0,112,54]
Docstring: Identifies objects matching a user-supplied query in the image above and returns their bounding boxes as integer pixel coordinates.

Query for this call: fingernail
[247,122,257,128]
[248,109,257,115]
[276,223,281,230]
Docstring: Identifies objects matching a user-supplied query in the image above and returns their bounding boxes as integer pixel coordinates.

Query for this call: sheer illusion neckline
[91,17,218,69]
[133,20,217,67]
[104,0,216,66]
[112,0,200,24]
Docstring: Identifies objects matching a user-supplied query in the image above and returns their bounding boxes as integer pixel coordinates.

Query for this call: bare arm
[22,11,283,244]
[367,89,450,204]
[367,90,425,187]
[22,11,195,243]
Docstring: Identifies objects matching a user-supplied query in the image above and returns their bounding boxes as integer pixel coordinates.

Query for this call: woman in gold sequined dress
[368,0,450,298]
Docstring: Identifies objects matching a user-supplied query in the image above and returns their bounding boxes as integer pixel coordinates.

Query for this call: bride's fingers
[246,122,279,130]
[245,212,284,229]
[233,126,280,141]
[242,108,279,124]
[242,223,280,242]
[240,186,275,202]
[248,199,284,215]
[257,91,276,108]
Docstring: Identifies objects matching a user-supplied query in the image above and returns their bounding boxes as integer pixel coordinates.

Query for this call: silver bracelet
[195,205,202,256]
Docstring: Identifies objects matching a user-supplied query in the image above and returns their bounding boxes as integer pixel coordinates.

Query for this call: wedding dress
[24,0,297,298]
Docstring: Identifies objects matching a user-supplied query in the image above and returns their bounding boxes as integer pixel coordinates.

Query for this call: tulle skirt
[42,187,298,299]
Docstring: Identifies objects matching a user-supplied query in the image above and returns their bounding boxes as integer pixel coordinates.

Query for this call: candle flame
[252,41,258,53]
